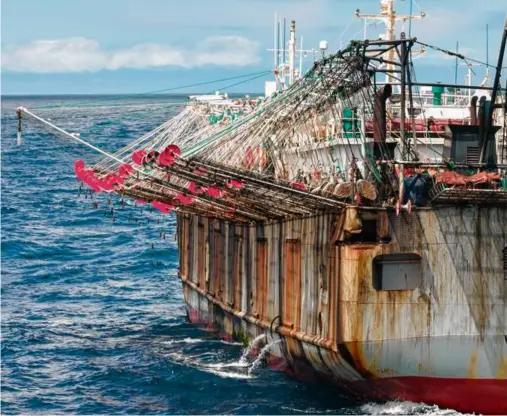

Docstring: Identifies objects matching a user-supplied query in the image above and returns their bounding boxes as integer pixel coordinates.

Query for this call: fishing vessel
[17,1,507,413]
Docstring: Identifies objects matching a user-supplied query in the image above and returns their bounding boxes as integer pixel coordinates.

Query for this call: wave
[165,351,254,380]
[360,401,468,415]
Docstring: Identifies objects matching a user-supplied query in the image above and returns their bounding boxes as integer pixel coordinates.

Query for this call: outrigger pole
[17,106,128,164]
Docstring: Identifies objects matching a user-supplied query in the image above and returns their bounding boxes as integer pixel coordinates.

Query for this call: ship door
[197,223,206,290]
[256,238,268,321]
[282,239,301,330]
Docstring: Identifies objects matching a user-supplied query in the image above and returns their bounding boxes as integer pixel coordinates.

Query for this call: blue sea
[1,95,460,415]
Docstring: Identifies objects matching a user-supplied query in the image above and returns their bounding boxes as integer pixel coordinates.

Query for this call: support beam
[479,16,507,164]
[399,34,407,159]
[16,108,22,146]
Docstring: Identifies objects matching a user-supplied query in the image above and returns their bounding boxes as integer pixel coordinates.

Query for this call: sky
[1,0,506,95]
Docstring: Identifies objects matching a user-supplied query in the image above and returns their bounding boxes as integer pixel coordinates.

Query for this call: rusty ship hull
[177,206,507,414]
[14,2,507,414]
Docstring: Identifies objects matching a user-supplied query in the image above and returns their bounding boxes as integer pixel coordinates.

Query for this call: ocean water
[1,95,462,415]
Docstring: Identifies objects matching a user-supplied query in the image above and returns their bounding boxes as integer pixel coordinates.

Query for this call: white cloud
[1,36,260,73]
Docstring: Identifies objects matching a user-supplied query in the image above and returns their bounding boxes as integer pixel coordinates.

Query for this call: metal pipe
[376,160,507,169]
[479,16,507,164]
[299,35,303,78]
[408,0,414,38]
[283,18,286,64]
[289,20,296,85]
[375,82,505,91]
[361,45,399,54]
[373,85,392,143]
[277,21,280,68]
[502,77,507,164]
[486,23,489,68]
[191,160,345,207]
[470,96,479,125]
[400,35,407,159]
[366,56,403,67]
[399,162,405,203]
[274,12,278,68]
[19,107,125,163]
[405,45,418,158]
[361,38,417,46]
[17,108,22,146]
[454,41,459,85]
[478,96,487,155]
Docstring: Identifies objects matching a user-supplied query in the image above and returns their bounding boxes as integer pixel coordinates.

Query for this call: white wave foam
[162,333,275,380]
[204,361,250,369]
[279,405,328,414]
[162,337,204,346]
[217,339,244,346]
[201,368,252,379]
[361,401,468,415]
[248,338,281,375]
[163,336,246,348]
[165,351,253,380]
[162,337,243,347]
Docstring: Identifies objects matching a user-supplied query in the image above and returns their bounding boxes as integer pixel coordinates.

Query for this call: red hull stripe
[360,376,507,415]
[186,306,507,414]
[268,354,507,414]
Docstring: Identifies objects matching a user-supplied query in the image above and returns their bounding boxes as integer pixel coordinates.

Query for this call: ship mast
[288,20,296,85]
[355,0,425,84]
[268,16,314,91]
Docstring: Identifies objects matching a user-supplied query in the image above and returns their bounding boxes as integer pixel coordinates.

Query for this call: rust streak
[182,277,336,350]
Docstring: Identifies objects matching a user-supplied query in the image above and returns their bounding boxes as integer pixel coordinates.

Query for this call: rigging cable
[32,70,272,110]
[415,41,496,69]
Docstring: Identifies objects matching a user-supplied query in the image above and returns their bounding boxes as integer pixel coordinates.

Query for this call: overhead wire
[32,70,272,110]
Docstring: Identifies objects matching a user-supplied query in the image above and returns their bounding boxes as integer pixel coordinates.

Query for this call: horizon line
[1,91,265,98]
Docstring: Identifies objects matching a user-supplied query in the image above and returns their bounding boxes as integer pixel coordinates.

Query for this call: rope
[206,71,272,95]
[32,70,272,110]
[416,41,496,69]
